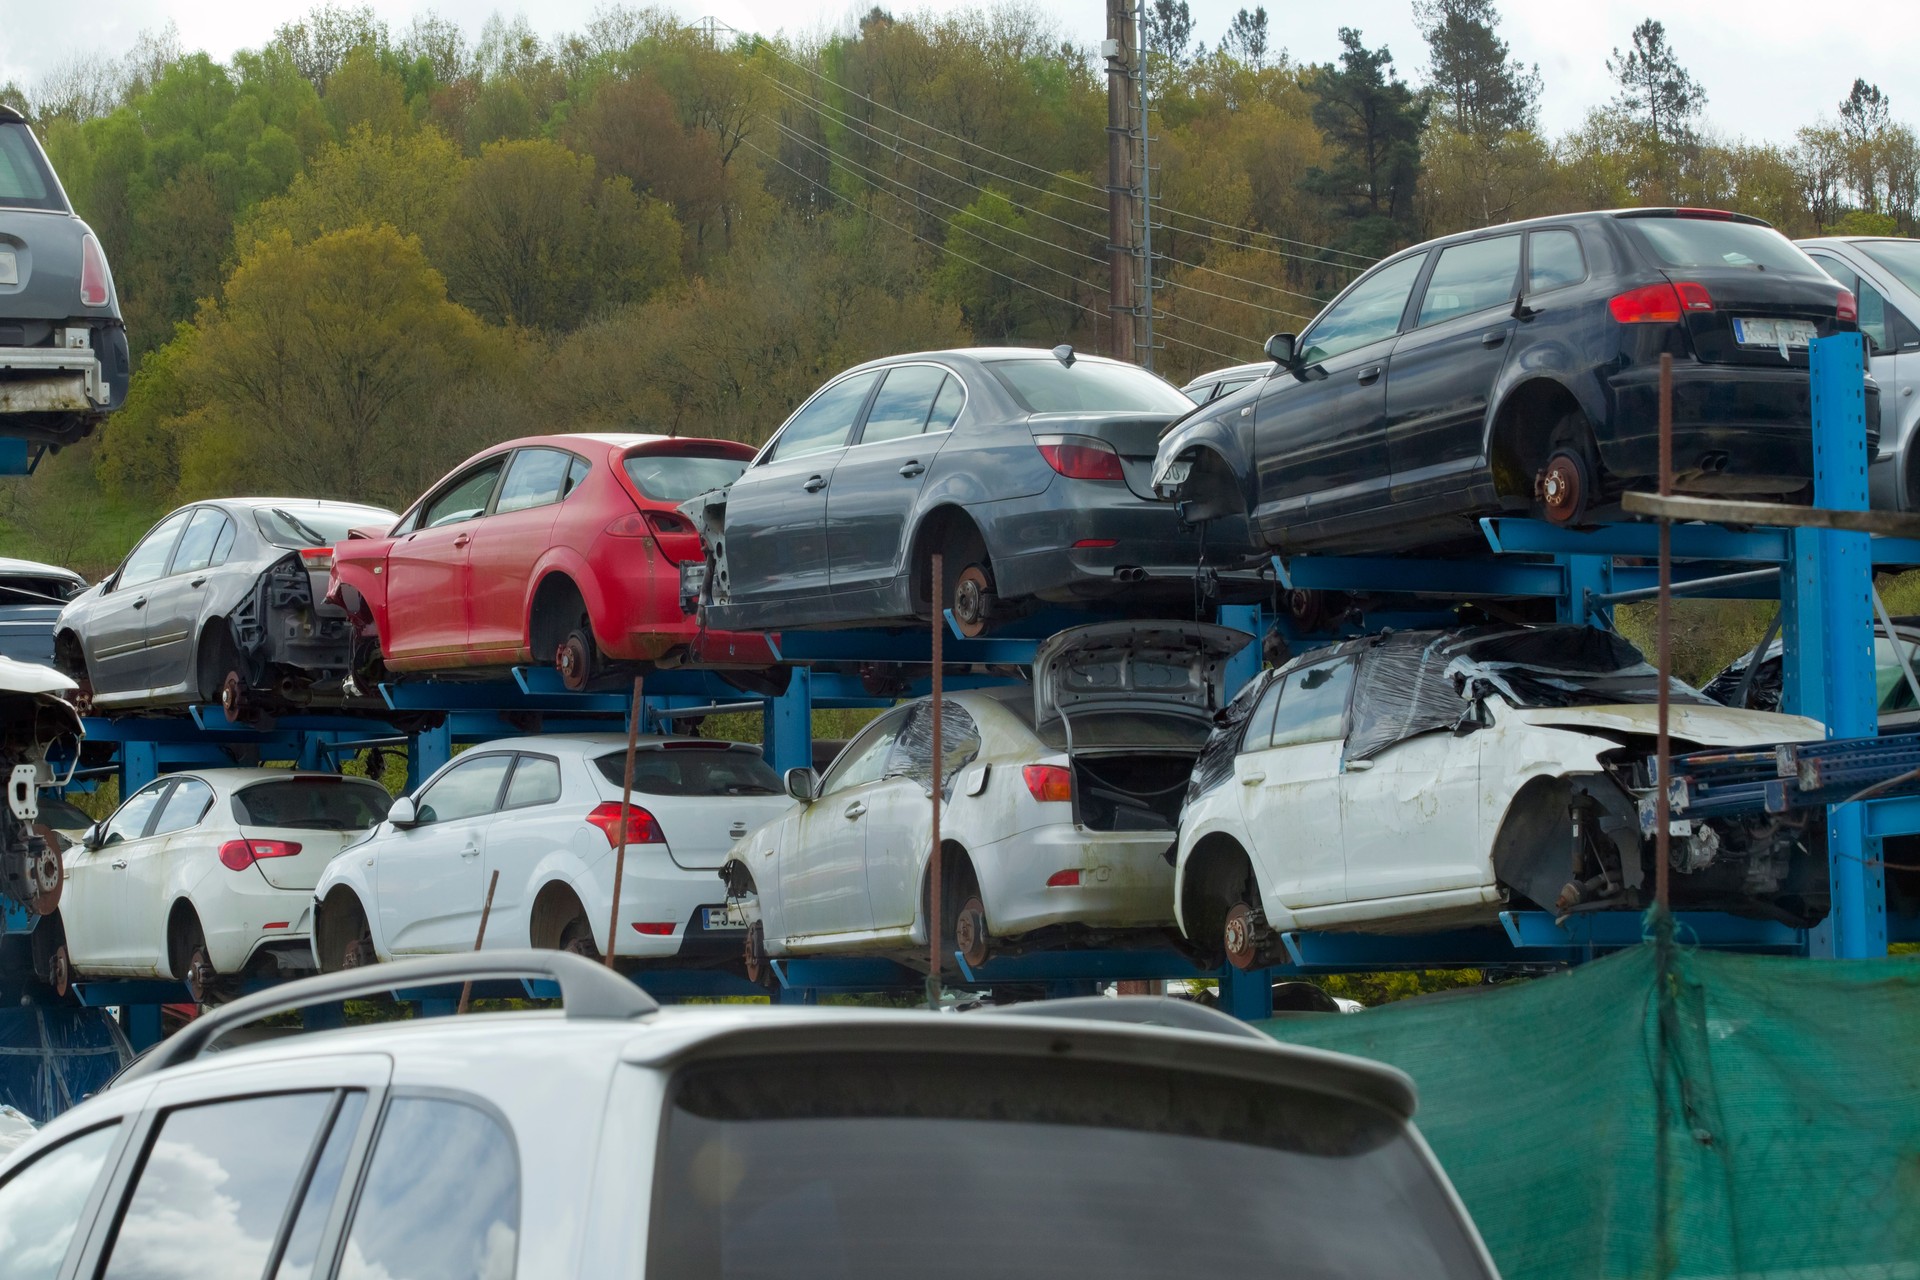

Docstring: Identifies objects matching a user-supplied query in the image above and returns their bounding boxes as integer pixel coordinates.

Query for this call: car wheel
[559,916,600,962]
[951,894,992,970]
[743,921,774,988]
[198,629,247,711]
[340,929,376,970]
[48,943,72,998]
[555,628,597,693]
[1535,448,1593,526]
[173,918,226,1005]
[950,564,998,639]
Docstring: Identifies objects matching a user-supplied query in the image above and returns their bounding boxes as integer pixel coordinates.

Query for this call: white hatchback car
[313,734,793,970]
[0,951,1499,1280]
[1176,626,1829,968]
[725,621,1249,971]
[49,769,392,1000]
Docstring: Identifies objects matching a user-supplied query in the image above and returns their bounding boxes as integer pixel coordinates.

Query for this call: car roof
[0,556,83,582]
[446,733,766,757]
[0,106,23,125]
[1182,361,1270,388]
[154,768,390,791]
[212,497,398,515]
[468,433,757,455]
[838,345,1147,376]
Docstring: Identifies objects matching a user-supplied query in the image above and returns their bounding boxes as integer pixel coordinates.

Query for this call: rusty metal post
[1655,353,1674,911]
[607,676,644,969]
[928,552,944,1009]
[457,869,501,1015]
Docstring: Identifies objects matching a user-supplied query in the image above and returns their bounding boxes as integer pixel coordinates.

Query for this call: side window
[767,371,881,463]
[422,460,505,530]
[149,777,215,836]
[99,1092,340,1280]
[1215,378,1255,401]
[1240,677,1288,754]
[272,1093,368,1280]
[820,708,912,796]
[170,508,234,576]
[494,448,574,515]
[860,365,948,445]
[0,1122,121,1280]
[118,510,193,589]
[338,1096,518,1280]
[926,374,965,432]
[1267,658,1356,749]
[103,780,172,845]
[1299,253,1428,364]
[414,754,512,825]
[564,454,592,497]
[885,700,982,791]
[1416,234,1521,327]
[1527,228,1586,294]
[504,755,562,809]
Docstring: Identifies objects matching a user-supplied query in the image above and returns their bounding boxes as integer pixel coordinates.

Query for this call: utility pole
[1134,0,1155,371]
[1103,0,1136,362]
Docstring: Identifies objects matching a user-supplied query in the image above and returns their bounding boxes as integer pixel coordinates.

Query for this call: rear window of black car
[0,123,64,211]
[233,778,392,829]
[623,454,749,503]
[595,747,782,796]
[987,359,1193,415]
[1621,217,1823,276]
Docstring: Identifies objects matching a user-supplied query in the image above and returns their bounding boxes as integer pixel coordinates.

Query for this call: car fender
[1484,351,1610,469]
[1171,799,1266,937]
[738,815,794,952]
[328,542,391,640]
[1477,720,1611,845]
[907,802,995,942]
[313,848,384,961]
[525,549,609,648]
[1153,410,1257,520]
[527,842,607,948]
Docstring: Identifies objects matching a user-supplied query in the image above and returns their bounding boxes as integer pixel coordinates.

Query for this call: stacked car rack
[0,333,1911,1079]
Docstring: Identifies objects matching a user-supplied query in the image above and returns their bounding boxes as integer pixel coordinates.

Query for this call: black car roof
[1369,207,1775,268]
[0,106,23,125]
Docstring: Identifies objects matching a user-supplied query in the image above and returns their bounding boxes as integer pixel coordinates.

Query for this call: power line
[1157,277,1313,328]
[1155,218,1370,274]
[1156,206,1378,265]
[1162,261,1322,312]
[1156,329,1246,367]
[1155,306,1266,352]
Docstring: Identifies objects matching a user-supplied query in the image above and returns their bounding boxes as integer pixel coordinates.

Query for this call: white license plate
[1158,460,1192,487]
[0,251,15,286]
[1732,317,1817,348]
[703,907,743,931]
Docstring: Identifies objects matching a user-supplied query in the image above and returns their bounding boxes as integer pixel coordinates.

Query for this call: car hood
[1033,620,1253,731]
[1507,703,1825,746]
[0,656,81,742]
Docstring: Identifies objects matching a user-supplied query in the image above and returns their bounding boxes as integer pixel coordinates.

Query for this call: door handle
[1480,330,1507,348]
[1356,366,1382,385]
[843,801,867,819]
[189,576,207,588]
[803,475,828,493]
[111,859,128,870]
[452,533,471,548]
[1240,773,1266,786]
[1346,759,1375,772]
[131,596,146,609]
[460,844,480,859]
[898,461,925,478]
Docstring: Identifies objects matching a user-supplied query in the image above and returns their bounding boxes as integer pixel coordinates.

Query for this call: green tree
[1416,0,1540,138]
[566,74,727,248]
[270,3,387,95]
[1607,19,1704,151]
[1304,29,1427,255]
[1220,8,1270,68]
[239,124,463,252]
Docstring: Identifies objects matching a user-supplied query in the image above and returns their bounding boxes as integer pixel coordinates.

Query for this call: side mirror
[387,796,419,827]
[784,767,820,803]
[81,822,103,852]
[1263,333,1297,367]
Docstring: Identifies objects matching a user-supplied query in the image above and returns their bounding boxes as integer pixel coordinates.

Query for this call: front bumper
[973,824,1178,937]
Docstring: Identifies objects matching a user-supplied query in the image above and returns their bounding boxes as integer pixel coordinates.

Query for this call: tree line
[0,1,1914,576]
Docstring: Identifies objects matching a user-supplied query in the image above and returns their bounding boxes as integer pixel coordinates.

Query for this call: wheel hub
[343,934,374,969]
[555,635,592,692]
[954,896,990,969]
[1223,901,1263,971]
[951,566,994,639]
[220,670,248,723]
[1537,452,1587,526]
[49,945,71,998]
[186,946,218,1005]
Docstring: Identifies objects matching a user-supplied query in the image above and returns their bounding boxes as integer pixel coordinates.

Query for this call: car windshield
[595,746,783,796]
[648,1054,1492,1280]
[1858,241,1920,299]
[987,359,1193,415]
[0,122,65,212]
[232,778,392,830]
[623,454,749,503]
[1621,216,1824,276]
[255,506,391,549]
[36,796,93,829]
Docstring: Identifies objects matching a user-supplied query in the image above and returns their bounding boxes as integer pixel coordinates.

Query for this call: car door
[1235,656,1356,910]
[377,752,510,954]
[861,699,982,931]
[141,507,235,698]
[384,457,506,661]
[465,447,574,658]
[724,370,881,606]
[85,509,190,696]
[777,705,910,940]
[1337,725,1485,902]
[481,751,566,944]
[124,775,217,975]
[64,778,172,972]
[1386,233,1524,501]
[826,365,960,594]
[1253,253,1427,537]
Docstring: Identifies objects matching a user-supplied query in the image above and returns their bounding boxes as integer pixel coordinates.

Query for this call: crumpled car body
[0,107,129,446]
[1174,625,1830,969]
[0,656,81,918]
[55,498,396,716]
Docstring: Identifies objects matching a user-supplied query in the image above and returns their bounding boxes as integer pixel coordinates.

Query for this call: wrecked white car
[0,656,80,919]
[1175,626,1829,969]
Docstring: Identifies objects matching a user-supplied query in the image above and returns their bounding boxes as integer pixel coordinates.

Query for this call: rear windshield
[1859,241,1920,299]
[0,573,82,604]
[648,1054,1491,1280]
[987,359,1193,415]
[255,506,392,549]
[623,454,748,503]
[595,747,782,796]
[1621,217,1823,276]
[232,778,392,830]
[0,123,65,212]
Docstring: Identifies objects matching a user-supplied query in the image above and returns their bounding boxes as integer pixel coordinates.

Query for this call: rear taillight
[218,838,302,871]
[1837,289,1858,323]
[605,514,650,537]
[1023,764,1072,803]
[1045,868,1082,887]
[1608,282,1712,323]
[299,547,333,572]
[587,801,662,848]
[631,921,675,935]
[1034,435,1125,481]
[79,234,110,307]
[644,511,703,564]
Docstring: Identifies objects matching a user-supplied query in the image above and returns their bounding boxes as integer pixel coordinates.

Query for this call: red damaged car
[328,434,774,688]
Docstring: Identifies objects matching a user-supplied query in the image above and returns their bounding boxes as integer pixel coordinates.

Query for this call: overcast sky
[0,0,1904,144]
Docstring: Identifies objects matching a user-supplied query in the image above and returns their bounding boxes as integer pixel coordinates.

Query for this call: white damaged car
[1175,625,1829,969]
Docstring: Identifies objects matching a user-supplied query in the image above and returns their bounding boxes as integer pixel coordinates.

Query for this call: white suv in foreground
[0,951,1499,1279]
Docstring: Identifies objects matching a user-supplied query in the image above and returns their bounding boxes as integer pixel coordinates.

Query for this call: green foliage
[1304,29,1428,256]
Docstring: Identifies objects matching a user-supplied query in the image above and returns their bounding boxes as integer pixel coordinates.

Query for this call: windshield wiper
[271,508,330,548]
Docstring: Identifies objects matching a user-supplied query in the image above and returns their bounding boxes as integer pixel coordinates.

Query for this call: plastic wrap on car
[1188,671,1271,801]
[886,700,981,796]
[0,1005,131,1122]
[1345,632,1475,761]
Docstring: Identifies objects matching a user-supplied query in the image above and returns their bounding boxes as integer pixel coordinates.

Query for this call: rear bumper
[606,855,738,958]
[974,824,1177,936]
[587,543,775,666]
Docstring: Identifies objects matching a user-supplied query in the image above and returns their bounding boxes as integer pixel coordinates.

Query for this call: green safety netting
[1257,925,1920,1280]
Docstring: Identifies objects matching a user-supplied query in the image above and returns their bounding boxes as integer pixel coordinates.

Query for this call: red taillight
[1023,764,1072,803]
[1837,289,1858,323]
[587,801,662,848]
[1034,435,1125,481]
[1608,282,1711,323]
[1045,868,1082,887]
[218,838,302,871]
[299,546,333,572]
[1672,208,1737,220]
[1072,538,1117,548]
[631,921,675,935]
[605,513,650,537]
[79,233,110,307]
[644,511,703,564]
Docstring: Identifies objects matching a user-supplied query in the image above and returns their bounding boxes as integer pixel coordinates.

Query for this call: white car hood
[1507,703,1825,747]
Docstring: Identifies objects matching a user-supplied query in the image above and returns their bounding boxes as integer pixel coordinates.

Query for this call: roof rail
[978,995,1274,1043]
[117,949,660,1086]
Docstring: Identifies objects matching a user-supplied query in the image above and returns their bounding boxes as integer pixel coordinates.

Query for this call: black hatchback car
[685,347,1259,634]
[1154,209,1877,555]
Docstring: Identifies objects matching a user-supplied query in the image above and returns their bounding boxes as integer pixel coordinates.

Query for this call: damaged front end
[0,660,80,920]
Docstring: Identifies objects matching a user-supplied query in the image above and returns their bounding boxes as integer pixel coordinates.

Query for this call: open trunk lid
[1033,621,1253,740]
[1026,411,1186,500]
[592,743,792,870]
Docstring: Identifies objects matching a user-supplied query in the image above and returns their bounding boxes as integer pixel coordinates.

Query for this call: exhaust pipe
[1114,566,1148,582]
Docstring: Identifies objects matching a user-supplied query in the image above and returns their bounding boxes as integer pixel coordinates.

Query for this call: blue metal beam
[1281,555,1565,598]
[1281,927,1559,970]
[1864,794,1920,839]
[1481,516,1792,562]
[1500,910,1804,952]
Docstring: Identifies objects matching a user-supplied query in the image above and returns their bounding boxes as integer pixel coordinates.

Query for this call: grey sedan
[0,106,130,446]
[685,346,1261,636]
[1797,237,1920,510]
[56,498,396,716]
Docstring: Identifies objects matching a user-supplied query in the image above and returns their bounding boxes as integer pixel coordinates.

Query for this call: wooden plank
[1620,491,1920,538]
